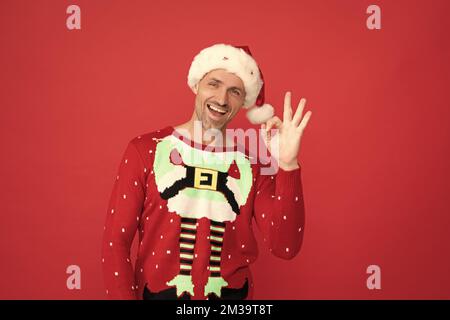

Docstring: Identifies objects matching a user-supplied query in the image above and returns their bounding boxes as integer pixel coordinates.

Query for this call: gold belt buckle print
[193,167,218,191]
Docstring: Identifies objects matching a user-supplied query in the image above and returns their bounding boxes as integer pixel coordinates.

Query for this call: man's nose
[216,87,228,107]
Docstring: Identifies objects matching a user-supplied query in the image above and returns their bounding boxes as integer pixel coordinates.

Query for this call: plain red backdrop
[0,0,449,299]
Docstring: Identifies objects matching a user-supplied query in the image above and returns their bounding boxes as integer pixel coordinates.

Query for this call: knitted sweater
[101,125,305,300]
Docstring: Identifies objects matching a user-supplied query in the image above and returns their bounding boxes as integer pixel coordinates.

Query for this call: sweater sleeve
[101,140,146,299]
[252,163,306,260]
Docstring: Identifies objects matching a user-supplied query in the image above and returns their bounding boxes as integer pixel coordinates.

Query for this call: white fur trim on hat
[187,43,263,108]
[246,103,274,124]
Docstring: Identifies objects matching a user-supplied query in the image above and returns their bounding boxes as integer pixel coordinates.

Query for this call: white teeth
[208,104,226,114]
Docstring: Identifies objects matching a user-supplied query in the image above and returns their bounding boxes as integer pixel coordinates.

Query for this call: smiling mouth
[207,103,228,117]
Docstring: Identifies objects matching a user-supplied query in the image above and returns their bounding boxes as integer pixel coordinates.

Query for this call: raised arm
[253,164,305,259]
[253,91,311,259]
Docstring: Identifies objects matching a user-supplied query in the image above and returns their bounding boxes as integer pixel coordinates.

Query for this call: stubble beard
[197,104,227,132]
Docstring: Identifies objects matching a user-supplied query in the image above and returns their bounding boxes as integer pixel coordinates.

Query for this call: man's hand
[261,91,312,171]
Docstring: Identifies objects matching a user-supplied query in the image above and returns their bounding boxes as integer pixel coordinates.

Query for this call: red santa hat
[187,43,274,124]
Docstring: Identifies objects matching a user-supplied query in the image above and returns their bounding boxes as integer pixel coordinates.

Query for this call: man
[102,43,312,300]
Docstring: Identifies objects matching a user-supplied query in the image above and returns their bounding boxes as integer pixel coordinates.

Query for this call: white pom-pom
[246,103,274,124]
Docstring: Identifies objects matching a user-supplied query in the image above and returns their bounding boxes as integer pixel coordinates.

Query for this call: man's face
[192,68,246,131]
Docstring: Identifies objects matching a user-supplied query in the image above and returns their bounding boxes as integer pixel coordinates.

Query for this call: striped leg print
[179,217,197,275]
[166,217,197,297]
[204,220,228,298]
[209,220,225,276]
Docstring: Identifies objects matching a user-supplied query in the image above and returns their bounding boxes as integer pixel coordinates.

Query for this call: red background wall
[1,0,449,299]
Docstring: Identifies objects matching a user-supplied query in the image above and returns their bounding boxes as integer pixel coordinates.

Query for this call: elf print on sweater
[101,125,305,300]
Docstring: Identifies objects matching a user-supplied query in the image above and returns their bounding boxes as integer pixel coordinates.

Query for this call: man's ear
[191,83,198,95]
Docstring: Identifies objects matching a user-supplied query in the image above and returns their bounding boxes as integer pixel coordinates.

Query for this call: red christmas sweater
[101,125,305,300]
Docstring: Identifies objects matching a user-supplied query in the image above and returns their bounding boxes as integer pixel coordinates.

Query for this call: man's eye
[233,90,241,96]
[209,82,218,87]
